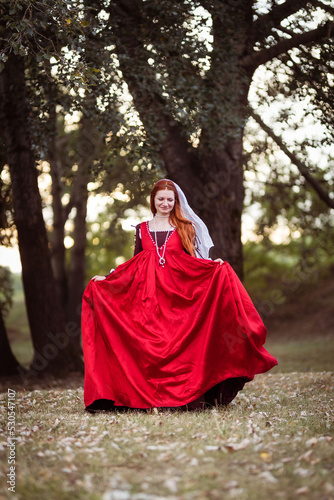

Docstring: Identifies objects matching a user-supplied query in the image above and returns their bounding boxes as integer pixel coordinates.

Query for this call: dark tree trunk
[0,53,83,377]
[167,141,245,278]
[65,163,89,352]
[65,116,100,362]
[0,308,25,376]
[108,0,254,278]
[163,2,254,278]
[48,109,68,309]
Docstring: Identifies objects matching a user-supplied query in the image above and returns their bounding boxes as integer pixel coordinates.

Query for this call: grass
[5,291,33,367]
[266,337,334,373]
[6,290,29,336]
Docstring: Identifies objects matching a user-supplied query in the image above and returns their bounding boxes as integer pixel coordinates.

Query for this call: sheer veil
[157,178,214,259]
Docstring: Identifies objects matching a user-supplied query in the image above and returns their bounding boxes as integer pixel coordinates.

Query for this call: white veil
[155,179,214,259]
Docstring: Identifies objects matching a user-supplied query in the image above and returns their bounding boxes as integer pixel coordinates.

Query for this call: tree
[0,0,87,376]
[89,0,333,277]
[0,0,156,374]
[0,52,85,377]
[244,108,334,249]
[2,1,333,276]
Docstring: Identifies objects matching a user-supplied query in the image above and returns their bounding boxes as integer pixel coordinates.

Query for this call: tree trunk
[0,53,82,377]
[109,0,253,278]
[65,116,100,360]
[171,3,253,278]
[48,108,68,309]
[0,308,26,376]
[166,140,245,277]
[65,164,89,353]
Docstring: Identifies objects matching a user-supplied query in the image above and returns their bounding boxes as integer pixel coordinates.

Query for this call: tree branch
[249,108,334,209]
[243,21,333,70]
[106,0,202,182]
[281,51,333,106]
[252,0,320,44]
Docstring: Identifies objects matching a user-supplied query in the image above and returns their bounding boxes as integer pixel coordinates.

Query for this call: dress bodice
[141,221,184,253]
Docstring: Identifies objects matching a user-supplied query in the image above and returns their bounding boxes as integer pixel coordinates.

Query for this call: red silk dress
[82,221,277,411]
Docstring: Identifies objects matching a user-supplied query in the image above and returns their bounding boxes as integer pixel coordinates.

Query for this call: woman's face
[154,189,175,217]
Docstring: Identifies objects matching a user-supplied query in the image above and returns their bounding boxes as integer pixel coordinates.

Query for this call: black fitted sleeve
[134,224,143,256]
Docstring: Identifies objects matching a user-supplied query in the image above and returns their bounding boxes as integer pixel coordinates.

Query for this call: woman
[82,179,277,412]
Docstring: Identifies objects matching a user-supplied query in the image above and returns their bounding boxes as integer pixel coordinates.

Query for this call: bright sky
[0,246,21,273]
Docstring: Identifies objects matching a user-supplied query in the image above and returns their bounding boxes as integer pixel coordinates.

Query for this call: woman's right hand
[92,275,106,281]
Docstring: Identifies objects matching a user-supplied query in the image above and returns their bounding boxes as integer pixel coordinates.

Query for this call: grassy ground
[0,372,333,500]
[266,337,334,374]
[5,290,33,367]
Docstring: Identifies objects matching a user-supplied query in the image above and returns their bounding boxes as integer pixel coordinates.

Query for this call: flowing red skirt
[82,222,277,410]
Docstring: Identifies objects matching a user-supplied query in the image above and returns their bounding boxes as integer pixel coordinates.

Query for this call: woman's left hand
[92,275,107,281]
[214,258,224,265]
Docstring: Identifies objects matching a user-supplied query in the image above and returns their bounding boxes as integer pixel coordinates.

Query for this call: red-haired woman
[82,179,277,412]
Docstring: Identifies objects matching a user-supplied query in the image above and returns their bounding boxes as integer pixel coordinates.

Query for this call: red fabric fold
[82,222,277,409]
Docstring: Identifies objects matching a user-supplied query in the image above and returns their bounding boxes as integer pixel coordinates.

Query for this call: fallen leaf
[295,486,309,495]
[299,450,313,463]
[258,471,278,483]
[324,483,334,494]
[102,491,131,500]
[294,467,313,478]
[305,437,318,448]
[224,438,251,452]
[189,457,199,466]
[163,477,179,493]
[51,418,60,430]
[225,480,239,489]
[111,442,121,450]
[229,488,244,498]
[260,452,271,463]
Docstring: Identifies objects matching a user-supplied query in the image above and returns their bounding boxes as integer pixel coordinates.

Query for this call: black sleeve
[134,224,143,256]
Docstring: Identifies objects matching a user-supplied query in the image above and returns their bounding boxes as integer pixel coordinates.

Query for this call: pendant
[159,257,166,267]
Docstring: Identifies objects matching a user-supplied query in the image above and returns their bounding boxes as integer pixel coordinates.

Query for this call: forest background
[0,2,334,499]
[0,0,333,381]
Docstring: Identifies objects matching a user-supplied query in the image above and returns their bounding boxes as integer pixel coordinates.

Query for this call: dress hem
[84,375,251,412]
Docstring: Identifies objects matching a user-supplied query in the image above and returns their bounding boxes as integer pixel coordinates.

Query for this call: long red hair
[150,180,196,256]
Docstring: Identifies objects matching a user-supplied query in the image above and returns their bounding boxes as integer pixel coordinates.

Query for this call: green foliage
[0,265,13,317]
[85,218,135,280]
[2,0,333,186]
[244,236,334,301]
[244,128,334,246]
[83,157,159,279]
[264,18,334,140]
[0,0,85,67]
